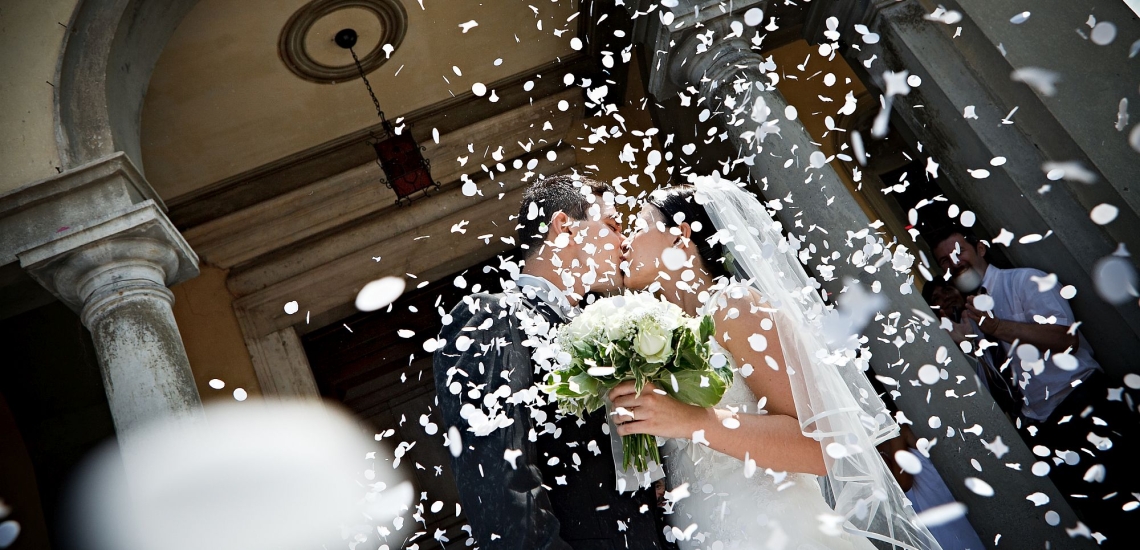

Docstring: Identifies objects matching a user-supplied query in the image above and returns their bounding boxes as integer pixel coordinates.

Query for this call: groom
[433,175,673,549]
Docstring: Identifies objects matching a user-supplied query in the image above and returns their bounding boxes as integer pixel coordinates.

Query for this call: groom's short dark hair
[516,174,613,258]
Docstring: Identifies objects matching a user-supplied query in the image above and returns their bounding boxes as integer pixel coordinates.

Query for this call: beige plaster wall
[0,0,78,193]
[141,0,577,200]
[171,264,263,401]
[569,56,670,209]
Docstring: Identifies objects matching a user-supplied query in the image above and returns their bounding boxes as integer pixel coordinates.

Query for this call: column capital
[668,19,766,101]
[632,0,765,100]
[17,200,199,327]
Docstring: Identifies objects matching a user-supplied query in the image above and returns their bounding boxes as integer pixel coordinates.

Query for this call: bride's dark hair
[646,185,746,280]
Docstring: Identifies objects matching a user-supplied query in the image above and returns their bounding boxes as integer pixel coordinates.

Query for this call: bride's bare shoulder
[709,281,772,319]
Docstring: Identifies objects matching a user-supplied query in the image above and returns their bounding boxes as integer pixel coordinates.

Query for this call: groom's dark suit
[433,282,672,549]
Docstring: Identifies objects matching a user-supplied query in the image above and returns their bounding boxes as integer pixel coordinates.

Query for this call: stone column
[803,0,1140,377]
[630,5,1092,547]
[19,200,203,452]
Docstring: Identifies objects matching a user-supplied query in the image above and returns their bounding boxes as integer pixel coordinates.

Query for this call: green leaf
[699,314,715,343]
[670,327,709,372]
[656,368,730,408]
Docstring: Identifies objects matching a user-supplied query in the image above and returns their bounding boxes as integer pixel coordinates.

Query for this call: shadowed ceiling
[141,0,578,200]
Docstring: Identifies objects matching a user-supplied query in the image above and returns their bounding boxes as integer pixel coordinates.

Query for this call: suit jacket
[433,290,672,549]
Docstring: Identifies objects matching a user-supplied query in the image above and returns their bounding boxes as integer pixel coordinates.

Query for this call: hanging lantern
[336,28,440,205]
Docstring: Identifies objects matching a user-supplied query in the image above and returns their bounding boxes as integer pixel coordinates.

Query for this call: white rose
[634,321,674,363]
[602,313,629,342]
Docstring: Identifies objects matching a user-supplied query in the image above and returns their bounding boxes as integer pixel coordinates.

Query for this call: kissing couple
[433,174,941,549]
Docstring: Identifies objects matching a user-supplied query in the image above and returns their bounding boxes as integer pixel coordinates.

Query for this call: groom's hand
[608,381,710,439]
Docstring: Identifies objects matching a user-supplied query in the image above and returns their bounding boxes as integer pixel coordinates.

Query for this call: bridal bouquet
[542,292,733,472]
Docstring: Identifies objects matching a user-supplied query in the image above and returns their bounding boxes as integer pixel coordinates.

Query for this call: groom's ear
[674,222,693,246]
[548,211,574,245]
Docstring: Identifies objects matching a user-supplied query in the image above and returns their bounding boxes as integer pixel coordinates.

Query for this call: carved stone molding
[0,152,164,266]
[18,201,199,323]
[278,0,408,84]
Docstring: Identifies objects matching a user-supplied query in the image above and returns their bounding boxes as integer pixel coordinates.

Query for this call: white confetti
[0,521,17,549]
[284,301,299,315]
[458,20,478,33]
[918,364,941,385]
[447,426,462,457]
[973,295,994,311]
[895,450,923,474]
[1060,285,1077,299]
[355,277,406,312]
[1090,22,1117,46]
[826,442,849,458]
[993,228,1015,246]
[587,366,616,377]
[471,82,487,97]
[209,379,225,390]
[1031,461,1051,476]
[1124,373,1140,389]
[1010,11,1030,24]
[982,436,1010,459]
[503,449,523,470]
[1029,273,1058,292]
[915,502,967,528]
[968,169,990,179]
[1090,204,1119,225]
[1053,353,1079,371]
[661,247,688,271]
[1042,161,1096,184]
[965,477,994,497]
[1044,510,1060,526]
[1093,255,1138,305]
[744,7,764,27]
[960,210,976,227]
[1011,67,1060,96]
[748,334,768,352]
[233,388,247,401]
[990,156,1006,166]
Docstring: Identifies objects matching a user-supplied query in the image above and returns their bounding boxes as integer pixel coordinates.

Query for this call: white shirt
[980,265,1100,421]
[515,274,574,317]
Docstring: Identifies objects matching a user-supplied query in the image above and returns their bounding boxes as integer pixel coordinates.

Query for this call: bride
[610,176,940,550]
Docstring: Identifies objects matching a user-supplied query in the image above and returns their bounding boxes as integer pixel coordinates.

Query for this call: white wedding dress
[662,337,877,550]
[653,176,939,550]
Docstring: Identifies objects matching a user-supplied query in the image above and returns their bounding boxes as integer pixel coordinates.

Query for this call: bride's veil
[690,174,941,550]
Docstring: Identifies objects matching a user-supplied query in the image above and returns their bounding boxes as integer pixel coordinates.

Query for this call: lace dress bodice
[662,298,876,550]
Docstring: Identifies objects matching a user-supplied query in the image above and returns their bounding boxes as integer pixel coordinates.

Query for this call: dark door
[302,253,515,549]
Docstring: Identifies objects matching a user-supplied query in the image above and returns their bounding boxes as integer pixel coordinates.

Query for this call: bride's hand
[608,381,712,439]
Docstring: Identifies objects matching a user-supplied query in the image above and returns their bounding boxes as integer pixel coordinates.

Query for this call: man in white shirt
[921,278,1021,419]
[931,227,1138,546]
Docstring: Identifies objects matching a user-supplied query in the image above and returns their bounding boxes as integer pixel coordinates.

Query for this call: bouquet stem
[621,433,662,473]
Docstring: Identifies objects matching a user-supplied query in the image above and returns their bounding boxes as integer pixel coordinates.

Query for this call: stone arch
[56,0,202,173]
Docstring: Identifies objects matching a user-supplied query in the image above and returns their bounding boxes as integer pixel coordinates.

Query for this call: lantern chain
[349,46,387,124]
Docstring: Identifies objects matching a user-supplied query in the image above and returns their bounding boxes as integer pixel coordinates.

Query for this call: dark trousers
[1019,371,1139,547]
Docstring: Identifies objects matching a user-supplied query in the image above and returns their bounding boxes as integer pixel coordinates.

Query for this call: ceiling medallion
[278,0,408,84]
